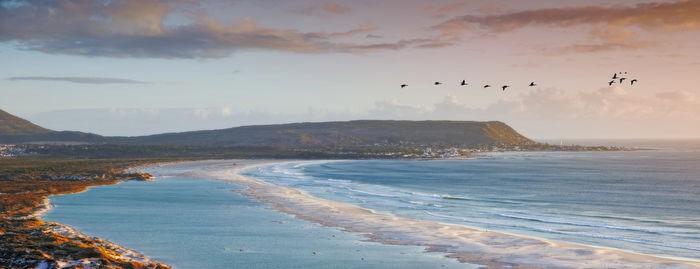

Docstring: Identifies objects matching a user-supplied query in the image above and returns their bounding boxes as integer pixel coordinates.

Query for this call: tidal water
[43,176,472,268]
[43,144,700,267]
[243,150,700,260]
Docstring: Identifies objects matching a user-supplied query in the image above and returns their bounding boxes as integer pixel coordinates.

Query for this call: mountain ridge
[0,109,533,147]
[109,120,533,147]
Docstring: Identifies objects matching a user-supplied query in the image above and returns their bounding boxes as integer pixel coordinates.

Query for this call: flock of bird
[400,80,537,91]
[400,72,638,91]
[608,72,638,86]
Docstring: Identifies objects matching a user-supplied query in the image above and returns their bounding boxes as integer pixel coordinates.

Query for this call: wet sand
[144,160,700,269]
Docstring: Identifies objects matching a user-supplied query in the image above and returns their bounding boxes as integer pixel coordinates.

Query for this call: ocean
[42,173,472,268]
[242,150,700,261]
[43,142,700,267]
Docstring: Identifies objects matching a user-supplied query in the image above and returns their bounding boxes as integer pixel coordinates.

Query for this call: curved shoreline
[36,183,170,268]
[152,159,700,269]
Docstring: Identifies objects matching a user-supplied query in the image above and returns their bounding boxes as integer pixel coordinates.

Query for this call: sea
[42,172,472,268]
[44,140,700,267]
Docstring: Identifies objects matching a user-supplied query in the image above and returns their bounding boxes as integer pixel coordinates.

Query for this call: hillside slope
[0,109,533,147]
[113,120,533,147]
[0,109,103,144]
[0,109,52,136]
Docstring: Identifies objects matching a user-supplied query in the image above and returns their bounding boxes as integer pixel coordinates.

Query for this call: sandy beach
[136,159,700,269]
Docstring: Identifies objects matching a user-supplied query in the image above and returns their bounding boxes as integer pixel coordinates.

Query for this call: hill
[0,109,104,144]
[0,109,52,136]
[0,109,533,147]
[112,120,533,147]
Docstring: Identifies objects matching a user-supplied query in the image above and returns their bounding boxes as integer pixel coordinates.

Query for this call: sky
[1,0,699,139]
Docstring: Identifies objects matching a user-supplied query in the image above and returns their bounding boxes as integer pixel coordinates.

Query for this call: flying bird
[608,80,615,86]
[630,79,638,85]
[529,82,536,87]
[502,85,509,91]
[612,73,618,79]
[483,85,491,88]
[400,84,408,88]
[434,82,442,85]
[619,78,626,84]
[460,80,468,86]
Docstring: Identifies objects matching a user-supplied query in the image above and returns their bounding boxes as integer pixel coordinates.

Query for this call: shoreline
[148,159,700,268]
[0,157,174,269]
[36,183,169,268]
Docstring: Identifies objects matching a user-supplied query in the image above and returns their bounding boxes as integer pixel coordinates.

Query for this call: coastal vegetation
[0,158,171,268]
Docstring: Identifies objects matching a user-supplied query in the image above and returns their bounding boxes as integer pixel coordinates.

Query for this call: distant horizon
[4,107,699,141]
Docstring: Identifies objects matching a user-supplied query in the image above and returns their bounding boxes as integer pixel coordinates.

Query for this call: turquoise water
[243,151,700,260]
[43,176,474,268]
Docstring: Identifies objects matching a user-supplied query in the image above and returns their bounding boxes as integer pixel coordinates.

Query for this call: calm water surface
[44,176,473,268]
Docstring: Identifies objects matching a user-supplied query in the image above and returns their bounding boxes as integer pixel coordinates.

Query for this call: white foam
[164,160,700,268]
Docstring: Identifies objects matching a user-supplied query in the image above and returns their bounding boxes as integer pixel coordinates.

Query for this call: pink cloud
[293,2,350,16]
[322,2,350,14]
[431,1,700,52]
[0,0,436,58]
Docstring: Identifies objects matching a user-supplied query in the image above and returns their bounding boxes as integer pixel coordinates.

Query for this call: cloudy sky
[1,0,699,139]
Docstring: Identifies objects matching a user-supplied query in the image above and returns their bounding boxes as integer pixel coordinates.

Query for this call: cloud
[369,87,700,123]
[293,2,350,16]
[322,2,350,14]
[656,90,696,101]
[25,88,700,138]
[0,0,434,58]
[427,2,473,18]
[326,25,377,39]
[340,38,453,52]
[8,76,149,84]
[434,1,700,34]
[432,1,700,52]
[28,107,362,136]
[367,88,700,138]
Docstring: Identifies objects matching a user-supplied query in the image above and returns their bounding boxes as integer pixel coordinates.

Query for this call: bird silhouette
[483,85,491,88]
[612,73,618,79]
[529,82,536,87]
[619,78,626,84]
[630,79,637,85]
[460,80,467,86]
[434,82,442,85]
[400,84,408,88]
[609,80,615,86]
[502,85,509,91]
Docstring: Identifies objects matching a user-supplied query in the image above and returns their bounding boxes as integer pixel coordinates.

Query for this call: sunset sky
[1,0,699,139]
